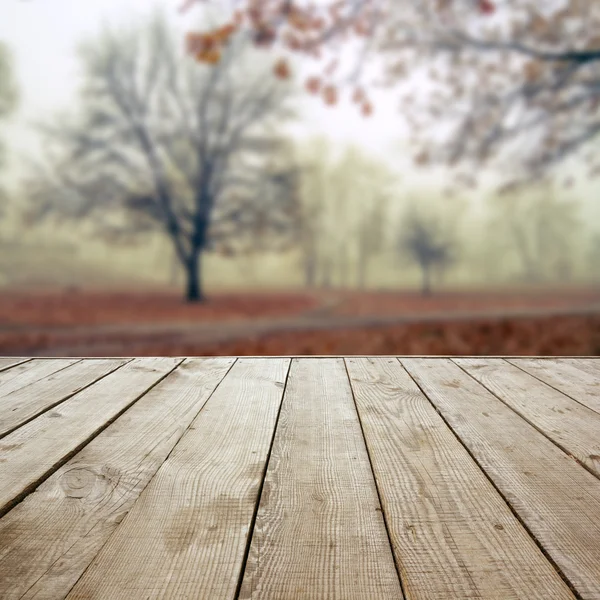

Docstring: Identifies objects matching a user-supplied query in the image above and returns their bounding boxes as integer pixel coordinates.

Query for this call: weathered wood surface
[0,358,234,600]
[559,358,600,377]
[67,358,289,600]
[0,357,30,373]
[0,358,180,516]
[240,358,403,599]
[0,359,127,438]
[402,358,600,600]
[508,358,600,414]
[347,357,574,600]
[0,359,80,402]
[455,358,600,477]
[0,357,599,600]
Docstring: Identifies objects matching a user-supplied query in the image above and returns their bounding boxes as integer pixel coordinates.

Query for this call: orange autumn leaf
[289,11,311,31]
[185,32,203,54]
[352,87,365,103]
[354,22,369,36]
[274,57,291,79]
[312,17,326,31]
[213,23,237,43]
[325,59,339,76]
[323,85,338,105]
[415,150,429,165]
[233,10,244,26]
[196,48,221,64]
[305,76,322,94]
[284,32,302,50]
[186,31,223,56]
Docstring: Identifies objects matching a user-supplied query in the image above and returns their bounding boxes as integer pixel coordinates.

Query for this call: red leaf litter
[0,288,599,356]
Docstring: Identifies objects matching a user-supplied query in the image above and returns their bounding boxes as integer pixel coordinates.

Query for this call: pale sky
[0,0,418,183]
[0,0,596,224]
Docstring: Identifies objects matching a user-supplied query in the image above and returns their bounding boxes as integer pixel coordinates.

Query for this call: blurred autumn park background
[1,0,600,356]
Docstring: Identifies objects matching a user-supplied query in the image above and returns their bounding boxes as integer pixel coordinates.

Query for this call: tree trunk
[185,251,204,302]
[170,249,180,286]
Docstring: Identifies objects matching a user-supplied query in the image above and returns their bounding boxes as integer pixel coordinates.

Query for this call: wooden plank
[402,358,600,600]
[66,358,289,600]
[0,358,31,373]
[240,358,403,600]
[456,358,600,478]
[0,360,44,389]
[0,357,180,517]
[0,358,80,400]
[0,358,235,600]
[346,357,575,600]
[508,358,600,415]
[0,359,128,438]
[555,358,600,379]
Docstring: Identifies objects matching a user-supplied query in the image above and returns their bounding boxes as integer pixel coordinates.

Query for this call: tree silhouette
[397,205,457,296]
[26,14,298,301]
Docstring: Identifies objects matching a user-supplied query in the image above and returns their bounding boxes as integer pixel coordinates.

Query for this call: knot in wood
[59,466,106,499]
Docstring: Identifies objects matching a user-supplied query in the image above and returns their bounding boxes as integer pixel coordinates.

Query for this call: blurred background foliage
[0,1,599,355]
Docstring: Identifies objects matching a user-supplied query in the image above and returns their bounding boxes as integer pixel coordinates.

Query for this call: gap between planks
[506,358,600,415]
[345,357,575,600]
[0,359,132,439]
[0,358,32,373]
[0,358,182,518]
[402,358,600,600]
[65,358,290,600]
[0,358,236,600]
[452,358,600,480]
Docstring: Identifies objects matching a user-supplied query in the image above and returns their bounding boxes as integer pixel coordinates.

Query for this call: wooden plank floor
[0,357,598,600]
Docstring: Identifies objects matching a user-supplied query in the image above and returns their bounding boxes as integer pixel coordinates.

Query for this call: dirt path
[14,301,600,357]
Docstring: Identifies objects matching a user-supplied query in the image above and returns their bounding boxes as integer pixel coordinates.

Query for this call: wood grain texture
[0,359,128,438]
[402,358,600,600]
[558,358,600,378]
[508,358,600,414]
[66,358,290,600]
[0,358,234,600]
[0,357,180,517]
[346,357,575,600]
[239,358,403,600]
[455,358,600,478]
[0,359,80,401]
[0,360,48,390]
[0,358,31,373]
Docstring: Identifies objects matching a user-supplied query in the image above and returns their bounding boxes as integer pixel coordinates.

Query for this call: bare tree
[398,206,457,296]
[356,193,388,289]
[487,181,581,283]
[26,13,298,301]
[296,195,322,287]
[379,0,600,189]
[293,141,396,289]
[291,137,335,288]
